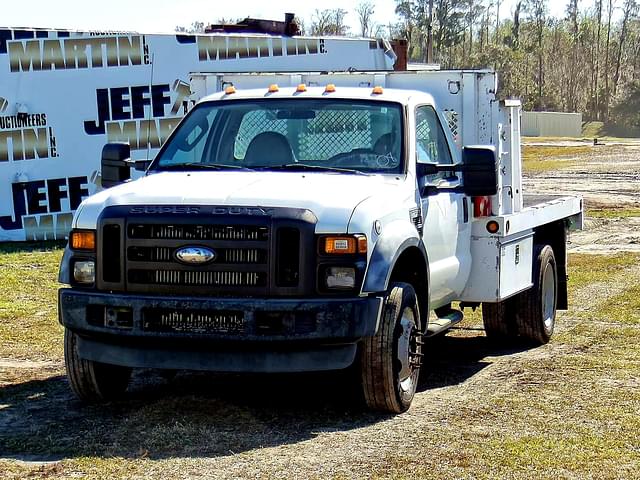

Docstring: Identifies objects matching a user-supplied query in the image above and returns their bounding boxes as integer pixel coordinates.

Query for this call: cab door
[414,105,472,307]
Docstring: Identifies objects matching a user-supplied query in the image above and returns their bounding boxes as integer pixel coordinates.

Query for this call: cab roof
[199,86,436,107]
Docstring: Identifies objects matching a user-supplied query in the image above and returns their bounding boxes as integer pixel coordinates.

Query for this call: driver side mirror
[100,143,150,188]
[461,146,498,197]
[101,142,131,188]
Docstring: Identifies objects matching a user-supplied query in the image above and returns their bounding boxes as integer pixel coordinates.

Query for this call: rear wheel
[360,282,423,413]
[482,297,517,339]
[481,245,558,345]
[513,245,557,345]
[64,329,131,402]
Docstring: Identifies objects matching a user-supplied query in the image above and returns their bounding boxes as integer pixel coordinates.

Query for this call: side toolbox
[460,231,534,302]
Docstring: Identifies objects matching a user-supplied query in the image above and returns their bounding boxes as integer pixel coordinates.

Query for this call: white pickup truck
[58,69,582,413]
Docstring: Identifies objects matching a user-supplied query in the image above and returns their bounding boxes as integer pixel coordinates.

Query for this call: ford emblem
[174,246,216,265]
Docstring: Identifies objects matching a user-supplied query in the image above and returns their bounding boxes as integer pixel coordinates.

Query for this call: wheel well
[388,247,429,325]
[533,220,568,310]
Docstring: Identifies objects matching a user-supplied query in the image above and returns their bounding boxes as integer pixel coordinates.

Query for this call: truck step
[425,308,464,337]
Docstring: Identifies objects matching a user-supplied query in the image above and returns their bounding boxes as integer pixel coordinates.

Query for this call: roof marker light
[224,85,236,95]
[372,86,384,94]
[296,83,307,92]
[325,84,336,93]
[268,84,279,93]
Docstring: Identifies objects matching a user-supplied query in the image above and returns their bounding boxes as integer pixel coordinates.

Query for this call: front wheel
[64,329,132,402]
[360,282,423,413]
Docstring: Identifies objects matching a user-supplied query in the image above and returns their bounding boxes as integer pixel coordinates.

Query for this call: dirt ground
[523,143,640,253]
[1,142,639,479]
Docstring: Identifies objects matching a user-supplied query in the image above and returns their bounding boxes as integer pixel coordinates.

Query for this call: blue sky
[3,1,569,34]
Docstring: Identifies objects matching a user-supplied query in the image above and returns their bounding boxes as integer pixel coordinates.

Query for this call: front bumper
[58,289,383,372]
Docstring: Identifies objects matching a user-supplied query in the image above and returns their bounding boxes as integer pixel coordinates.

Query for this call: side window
[415,106,453,165]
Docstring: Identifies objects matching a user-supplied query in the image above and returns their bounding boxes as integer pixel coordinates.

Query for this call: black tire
[64,328,131,402]
[482,297,517,339]
[513,245,558,345]
[360,282,422,413]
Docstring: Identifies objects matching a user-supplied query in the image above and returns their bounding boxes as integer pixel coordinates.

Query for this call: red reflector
[473,196,491,217]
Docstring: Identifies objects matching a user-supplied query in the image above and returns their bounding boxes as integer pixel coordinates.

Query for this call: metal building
[522,111,583,137]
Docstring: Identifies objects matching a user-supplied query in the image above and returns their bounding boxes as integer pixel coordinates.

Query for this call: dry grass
[586,206,640,219]
[1,247,639,479]
[521,145,591,173]
[0,242,64,360]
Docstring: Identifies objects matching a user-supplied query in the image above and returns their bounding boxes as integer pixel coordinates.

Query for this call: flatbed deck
[472,194,583,236]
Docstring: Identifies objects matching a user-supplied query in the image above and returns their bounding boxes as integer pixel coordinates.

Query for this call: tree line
[176,1,640,127]
[388,0,640,126]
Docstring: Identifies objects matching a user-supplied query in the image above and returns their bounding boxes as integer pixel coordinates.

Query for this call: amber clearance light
[323,235,367,255]
[70,230,96,250]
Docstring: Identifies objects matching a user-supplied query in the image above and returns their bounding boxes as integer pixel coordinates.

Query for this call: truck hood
[75,171,405,233]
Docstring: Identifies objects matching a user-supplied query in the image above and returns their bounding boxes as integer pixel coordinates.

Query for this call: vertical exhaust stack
[390,39,408,71]
[284,13,298,37]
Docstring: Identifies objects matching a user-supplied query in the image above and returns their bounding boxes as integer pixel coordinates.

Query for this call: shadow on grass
[421,332,531,391]
[0,333,529,462]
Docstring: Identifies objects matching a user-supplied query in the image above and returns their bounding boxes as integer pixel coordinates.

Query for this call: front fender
[58,246,73,284]
[362,220,427,293]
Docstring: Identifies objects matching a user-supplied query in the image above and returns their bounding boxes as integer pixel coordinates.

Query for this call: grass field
[1,240,639,479]
[521,145,588,173]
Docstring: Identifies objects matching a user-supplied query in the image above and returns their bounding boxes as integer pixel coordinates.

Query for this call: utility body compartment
[462,231,534,302]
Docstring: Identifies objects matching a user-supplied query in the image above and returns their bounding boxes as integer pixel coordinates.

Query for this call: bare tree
[603,0,614,119]
[310,9,350,36]
[356,1,377,37]
[595,0,603,119]
[496,0,502,43]
[512,1,523,49]
[613,0,638,97]
[566,0,580,111]
[526,0,548,109]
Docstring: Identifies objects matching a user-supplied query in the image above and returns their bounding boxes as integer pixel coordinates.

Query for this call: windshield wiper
[156,163,254,172]
[255,164,370,176]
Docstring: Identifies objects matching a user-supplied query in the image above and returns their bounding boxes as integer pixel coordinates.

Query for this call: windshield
[151,98,404,174]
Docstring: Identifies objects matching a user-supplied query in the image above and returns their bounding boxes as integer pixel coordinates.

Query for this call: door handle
[463,197,469,223]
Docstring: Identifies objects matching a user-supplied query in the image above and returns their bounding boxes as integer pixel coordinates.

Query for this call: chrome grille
[143,308,245,334]
[128,224,268,241]
[124,218,274,296]
[128,246,265,264]
[129,269,266,287]
[224,248,260,263]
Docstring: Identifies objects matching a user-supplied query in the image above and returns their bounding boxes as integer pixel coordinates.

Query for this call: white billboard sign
[0,28,394,241]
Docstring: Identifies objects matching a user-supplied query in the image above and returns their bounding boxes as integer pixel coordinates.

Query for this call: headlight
[73,261,95,284]
[325,266,356,289]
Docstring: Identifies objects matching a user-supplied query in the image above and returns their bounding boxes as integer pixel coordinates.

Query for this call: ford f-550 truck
[58,70,582,413]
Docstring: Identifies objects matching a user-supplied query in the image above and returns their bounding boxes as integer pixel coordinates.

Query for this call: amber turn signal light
[486,221,500,234]
[70,230,96,250]
[323,235,367,255]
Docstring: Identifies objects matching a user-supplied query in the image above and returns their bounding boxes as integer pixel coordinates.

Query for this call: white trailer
[57,68,582,414]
